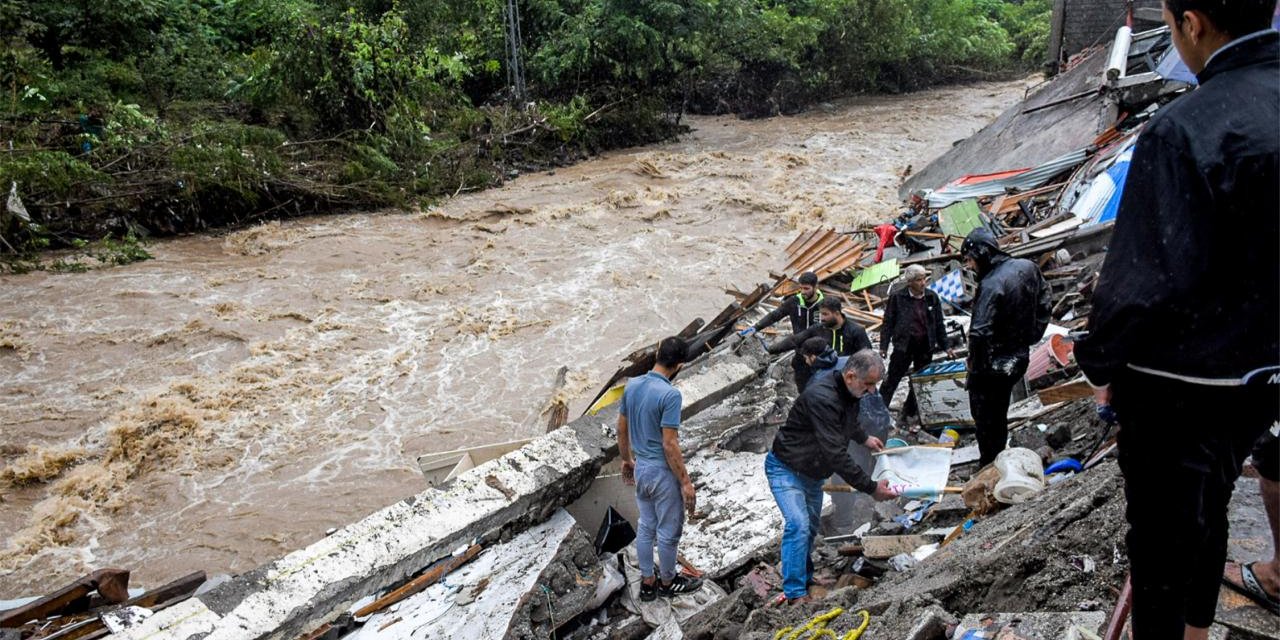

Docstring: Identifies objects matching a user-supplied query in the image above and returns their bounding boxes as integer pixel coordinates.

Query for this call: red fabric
[874,224,898,263]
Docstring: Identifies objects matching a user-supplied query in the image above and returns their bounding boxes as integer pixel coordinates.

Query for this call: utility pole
[502,0,527,104]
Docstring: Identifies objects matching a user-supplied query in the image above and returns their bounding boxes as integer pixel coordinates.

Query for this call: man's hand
[681,480,697,516]
[621,459,636,486]
[946,349,956,359]
[871,479,898,502]
[863,436,885,452]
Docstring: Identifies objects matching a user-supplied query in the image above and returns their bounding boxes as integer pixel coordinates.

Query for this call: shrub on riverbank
[0,0,1050,262]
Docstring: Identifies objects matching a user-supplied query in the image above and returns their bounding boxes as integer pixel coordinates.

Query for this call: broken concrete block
[874,501,906,522]
[862,535,934,560]
[903,605,956,640]
[348,509,596,640]
[677,449,784,580]
[1046,422,1073,449]
[954,612,1106,640]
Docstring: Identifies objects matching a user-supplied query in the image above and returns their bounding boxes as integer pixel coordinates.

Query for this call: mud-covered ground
[0,78,1036,594]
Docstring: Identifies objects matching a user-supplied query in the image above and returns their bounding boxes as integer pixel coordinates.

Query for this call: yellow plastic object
[586,385,625,415]
[773,608,870,640]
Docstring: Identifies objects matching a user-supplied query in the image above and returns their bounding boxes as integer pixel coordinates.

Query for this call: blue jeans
[634,460,685,582]
[765,451,824,598]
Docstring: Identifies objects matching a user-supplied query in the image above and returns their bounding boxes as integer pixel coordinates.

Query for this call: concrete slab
[679,449,782,580]
[349,509,598,640]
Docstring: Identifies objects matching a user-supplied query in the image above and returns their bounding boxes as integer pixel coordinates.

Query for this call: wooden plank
[354,545,483,618]
[786,237,845,275]
[784,230,838,272]
[798,237,860,275]
[787,228,834,261]
[784,228,821,256]
[1036,378,1093,405]
[1,569,129,628]
[784,231,842,273]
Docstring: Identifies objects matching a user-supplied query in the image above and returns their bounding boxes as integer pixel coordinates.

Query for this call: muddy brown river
[0,79,1031,594]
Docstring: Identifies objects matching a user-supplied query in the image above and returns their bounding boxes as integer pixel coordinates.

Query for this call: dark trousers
[1111,371,1276,635]
[880,340,933,416]
[967,358,1027,467]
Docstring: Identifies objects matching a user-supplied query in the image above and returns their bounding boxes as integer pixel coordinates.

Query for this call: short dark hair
[801,337,829,356]
[656,336,688,367]
[798,271,819,286]
[1164,0,1275,38]
[818,297,843,313]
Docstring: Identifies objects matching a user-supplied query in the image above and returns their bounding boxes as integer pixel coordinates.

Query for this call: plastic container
[992,447,1045,504]
[938,428,959,444]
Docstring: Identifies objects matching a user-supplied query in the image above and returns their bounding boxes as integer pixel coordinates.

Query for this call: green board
[939,199,984,246]
[849,258,900,293]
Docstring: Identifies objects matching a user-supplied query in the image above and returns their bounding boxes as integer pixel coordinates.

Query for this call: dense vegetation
[0,0,1050,265]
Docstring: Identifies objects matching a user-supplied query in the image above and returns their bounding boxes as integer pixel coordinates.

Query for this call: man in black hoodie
[1074,2,1279,636]
[742,272,826,387]
[960,228,1051,467]
[766,349,897,604]
[768,297,873,390]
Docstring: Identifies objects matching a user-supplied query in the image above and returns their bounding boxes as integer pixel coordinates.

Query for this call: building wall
[1049,0,1163,65]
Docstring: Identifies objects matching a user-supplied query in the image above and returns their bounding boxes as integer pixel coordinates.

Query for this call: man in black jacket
[742,272,826,388]
[768,297,873,390]
[745,271,825,335]
[960,228,1051,467]
[878,264,952,420]
[1074,3,1279,636]
[766,350,897,604]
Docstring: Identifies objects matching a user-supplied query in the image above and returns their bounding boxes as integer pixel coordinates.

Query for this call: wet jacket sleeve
[968,285,1000,373]
[850,323,872,354]
[1076,133,1207,386]
[879,292,896,352]
[809,394,876,494]
[768,324,816,354]
[753,297,795,332]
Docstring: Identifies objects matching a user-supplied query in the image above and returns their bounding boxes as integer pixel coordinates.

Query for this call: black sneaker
[658,575,704,598]
[639,579,658,602]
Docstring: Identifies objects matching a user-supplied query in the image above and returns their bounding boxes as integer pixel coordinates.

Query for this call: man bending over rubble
[617,336,704,601]
[960,228,1051,467]
[765,349,897,604]
[1075,0,1279,635]
[768,297,873,390]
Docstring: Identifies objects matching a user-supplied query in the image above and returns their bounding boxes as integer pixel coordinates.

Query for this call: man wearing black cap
[740,271,826,388]
[1074,2,1279,635]
[959,228,1051,467]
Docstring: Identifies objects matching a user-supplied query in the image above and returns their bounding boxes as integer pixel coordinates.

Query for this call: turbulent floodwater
[0,79,1030,594]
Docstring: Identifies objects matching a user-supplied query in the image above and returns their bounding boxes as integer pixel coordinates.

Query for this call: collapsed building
[4,26,1279,640]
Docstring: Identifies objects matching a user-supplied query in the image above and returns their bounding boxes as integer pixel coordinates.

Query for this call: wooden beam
[354,545,482,618]
[1,569,129,628]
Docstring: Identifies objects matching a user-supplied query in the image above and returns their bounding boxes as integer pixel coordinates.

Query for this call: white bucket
[993,447,1045,504]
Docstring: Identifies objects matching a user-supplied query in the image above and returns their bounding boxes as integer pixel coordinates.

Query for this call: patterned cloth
[928,269,965,305]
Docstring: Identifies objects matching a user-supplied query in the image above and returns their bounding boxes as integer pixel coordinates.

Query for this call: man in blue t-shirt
[617,336,704,601]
